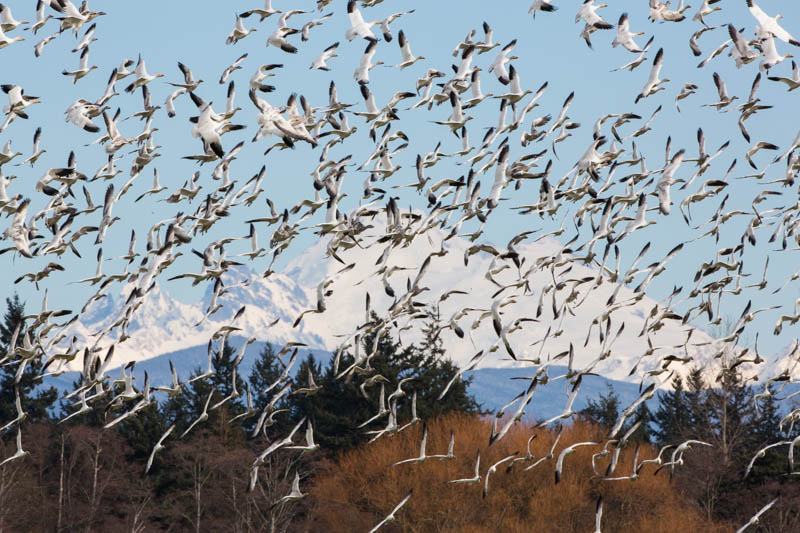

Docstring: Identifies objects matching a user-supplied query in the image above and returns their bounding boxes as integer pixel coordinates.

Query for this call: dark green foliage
[289,315,480,452]
[579,383,620,431]
[0,294,57,425]
[163,340,245,443]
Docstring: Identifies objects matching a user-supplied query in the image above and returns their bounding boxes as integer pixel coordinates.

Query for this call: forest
[1,294,798,532]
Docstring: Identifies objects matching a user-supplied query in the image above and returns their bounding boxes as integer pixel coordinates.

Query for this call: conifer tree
[0,294,57,424]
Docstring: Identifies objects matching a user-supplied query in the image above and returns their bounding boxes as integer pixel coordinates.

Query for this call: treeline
[578,368,800,531]
[0,296,477,531]
[1,292,798,531]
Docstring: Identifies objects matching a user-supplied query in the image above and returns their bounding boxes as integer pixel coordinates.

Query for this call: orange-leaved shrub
[307,414,733,532]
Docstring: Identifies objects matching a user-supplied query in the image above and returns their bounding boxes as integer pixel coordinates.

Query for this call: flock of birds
[2,0,800,530]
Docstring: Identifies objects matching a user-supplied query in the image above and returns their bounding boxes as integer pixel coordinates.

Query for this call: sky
[3,0,800,359]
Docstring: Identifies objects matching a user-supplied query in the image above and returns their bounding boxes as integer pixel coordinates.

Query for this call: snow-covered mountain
[62,223,730,383]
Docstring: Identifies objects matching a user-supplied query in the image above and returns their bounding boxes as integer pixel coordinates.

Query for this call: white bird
[226,14,256,45]
[346,0,378,41]
[759,32,793,73]
[27,0,51,34]
[267,26,299,54]
[0,428,29,467]
[355,39,383,84]
[392,425,429,466]
[576,1,613,30]
[0,4,26,32]
[488,40,517,85]
[656,149,685,215]
[72,22,97,52]
[703,71,738,111]
[555,441,599,484]
[747,0,800,47]
[274,471,306,506]
[310,42,338,71]
[0,22,22,48]
[62,47,97,84]
[301,12,332,41]
[450,450,481,484]
[395,30,424,69]
[635,48,668,103]
[125,55,165,93]
[180,390,214,438]
[170,61,203,92]
[221,53,249,85]
[768,60,800,90]
[613,13,645,53]
[2,197,32,258]
[144,423,176,474]
[529,0,558,18]
[379,10,414,42]
[483,452,518,498]
[693,0,722,26]
[433,91,472,134]
[65,100,100,133]
[2,84,40,121]
[367,489,413,533]
[240,0,280,22]
[735,498,778,533]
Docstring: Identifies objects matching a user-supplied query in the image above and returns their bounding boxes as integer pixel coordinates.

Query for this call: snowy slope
[61,221,727,383]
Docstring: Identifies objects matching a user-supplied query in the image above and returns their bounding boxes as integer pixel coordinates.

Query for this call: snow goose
[759,32,793,72]
[635,47,668,103]
[301,12,332,41]
[0,23,23,48]
[476,21,500,54]
[0,4,28,32]
[346,0,378,41]
[267,26,299,53]
[395,30,424,69]
[0,428,29,467]
[433,91,472,135]
[124,55,164,93]
[768,60,800,90]
[576,1,612,30]
[2,85,40,119]
[169,61,203,92]
[27,0,51,34]
[240,0,281,22]
[72,22,96,52]
[494,65,532,105]
[367,490,412,533]
[488,40,517,85]
[748,0,800,47]
[220,53,249,84]
[703,72,738,111]
[226,15,256,45]
[693,0,722,26]
[62,47,97,84]
[529,0,557,18]
[613,13,644,53]
[274,472,306,506]
[144,423,176,474]
[354,39,383,84]
[379,9,414,42]
[310,41,338,71]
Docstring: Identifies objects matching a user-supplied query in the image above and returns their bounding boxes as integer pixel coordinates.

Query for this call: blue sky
[2,0,800,357]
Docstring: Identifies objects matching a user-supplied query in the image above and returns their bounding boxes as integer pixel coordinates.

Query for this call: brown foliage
[307,414,734,532]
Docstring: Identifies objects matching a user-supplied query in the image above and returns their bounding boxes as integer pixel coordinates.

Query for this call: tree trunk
[57,435,65,532]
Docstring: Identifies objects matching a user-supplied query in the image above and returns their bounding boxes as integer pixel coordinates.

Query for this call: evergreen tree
[579,383,620,431]
[653,374,691,445]
[0,294,57,424]
[243,342,292,437]
[162,340,244,443]
[289,315,479,452]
